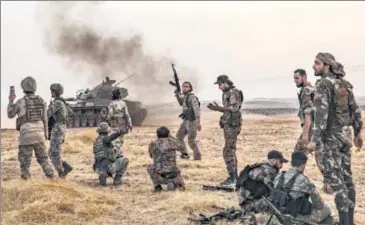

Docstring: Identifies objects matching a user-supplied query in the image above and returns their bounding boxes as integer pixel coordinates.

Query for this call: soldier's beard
[314,68,324,76]
[296,82,304,88]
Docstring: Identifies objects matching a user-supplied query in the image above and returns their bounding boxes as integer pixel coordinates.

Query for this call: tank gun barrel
[113,73,136,87]
[64,97,77,101]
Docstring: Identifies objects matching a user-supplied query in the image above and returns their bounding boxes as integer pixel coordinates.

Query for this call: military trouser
[48,123,70,175]
[321,131,355,214]
[295,205,333,225]
[223,125,240,175]
[176,120,201,159]
[238,188,270,214]
[147,164,184,188]
[95,157,129,176]
[18,142,54,179]
[295,132,324,175]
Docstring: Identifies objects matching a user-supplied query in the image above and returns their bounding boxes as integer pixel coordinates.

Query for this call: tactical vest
[297,86,315,127]
[236,162,277,199]
[182,93,200,121]
[270,171,312,217]
[93,135,118,162]
[16,95,44,131]
[322,78,352,130]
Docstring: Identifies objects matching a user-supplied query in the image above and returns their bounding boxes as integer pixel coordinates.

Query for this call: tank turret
[64,78,147,128]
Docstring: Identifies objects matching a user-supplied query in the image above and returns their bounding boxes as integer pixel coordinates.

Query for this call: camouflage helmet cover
[21,76,37,92]
[214,75,229,84]
[96,122,111,134]
[50,83,64,95]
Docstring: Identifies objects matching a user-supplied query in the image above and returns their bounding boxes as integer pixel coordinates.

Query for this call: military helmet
[112,87,121,95]
[214,75,229,84]
[50,83,64,95]
[21,76,37,92]
[96,122,111,134]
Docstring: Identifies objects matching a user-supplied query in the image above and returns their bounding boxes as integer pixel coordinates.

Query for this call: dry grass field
[2,112,365,225]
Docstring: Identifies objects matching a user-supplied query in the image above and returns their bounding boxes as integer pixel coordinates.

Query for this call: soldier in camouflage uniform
[93,122,129,186]
[208,75,243,186]
[48,83,73,178]
[107,87,133,151]
[237,150,288,215]
[175,81,202,160]
[293,69,324,175]
[273,151,335,225]
[147,126,188,192]
[7,76,54,179]
[306,52,363,225]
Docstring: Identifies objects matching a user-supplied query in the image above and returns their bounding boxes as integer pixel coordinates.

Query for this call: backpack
[269,171,312,217]
[236,163,276,199]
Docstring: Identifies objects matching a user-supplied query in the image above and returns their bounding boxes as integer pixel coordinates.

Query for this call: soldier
[175,81,202,160]
[93,122,129,186]
[48,83,73,178]
[293,69,325,176]
[207,75,243,186]
[147,126,188,192]
[107,87,133,151]
[306,52,363,225]
[237,150,288,216]
[7,76,54,179]
[272,151,335,225]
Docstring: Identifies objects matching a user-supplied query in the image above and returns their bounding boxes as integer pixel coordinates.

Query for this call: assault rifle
[169,63,181,93]
[202,185,236,192]
[188,206,243,225]
[47,100,54,140]
[263,196,313,225]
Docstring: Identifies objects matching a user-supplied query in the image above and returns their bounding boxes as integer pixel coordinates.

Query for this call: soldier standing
[147,126,188,192]
[175,81,202,160]
[48,83,73,178]
[107,87,133,151]
[93,122,129,186]
[272,151,335,224]
[293,69,325,176]
[306,52,363,225]
[7,76,54,179]
[207,75,243,186]
[237,150,288,216]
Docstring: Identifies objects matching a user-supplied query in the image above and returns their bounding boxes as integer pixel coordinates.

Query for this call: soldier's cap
[214,75,229,84]
[267,150,289,163]
[291,151,308,165]
[96,122,111,134]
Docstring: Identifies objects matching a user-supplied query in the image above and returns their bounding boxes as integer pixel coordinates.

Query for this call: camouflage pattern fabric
[147,137,187,187]
[238,161,278,213]
[48,123,67,174]
[311,71,361,213]
[176,120,201,159]
[273,167,332,223]
[223,125,240,174]
[18,142,54,179]
[95,157,129,176]
[107,99,132,148]
[147,164,184,187]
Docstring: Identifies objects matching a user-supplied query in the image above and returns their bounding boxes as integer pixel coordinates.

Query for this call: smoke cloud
[37,2,199,103]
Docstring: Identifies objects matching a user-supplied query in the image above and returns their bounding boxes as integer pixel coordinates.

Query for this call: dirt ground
[1,112,365,225]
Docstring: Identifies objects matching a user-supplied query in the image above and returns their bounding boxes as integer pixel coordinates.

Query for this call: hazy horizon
[2,1,365,128]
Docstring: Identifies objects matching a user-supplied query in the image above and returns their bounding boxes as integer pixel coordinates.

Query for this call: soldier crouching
[93,122,129,186]
[147,126,187,192]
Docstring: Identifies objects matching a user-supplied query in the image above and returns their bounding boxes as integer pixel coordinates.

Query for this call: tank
[64,77,148,128]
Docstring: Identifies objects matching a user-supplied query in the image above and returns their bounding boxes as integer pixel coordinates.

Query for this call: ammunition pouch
[219,116,224,128]
[179,110,196,121]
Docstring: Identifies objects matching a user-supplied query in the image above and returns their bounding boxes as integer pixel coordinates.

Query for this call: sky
[2,1,365,128]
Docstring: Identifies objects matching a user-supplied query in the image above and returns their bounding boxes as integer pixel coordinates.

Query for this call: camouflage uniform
[93,122,129,186]
[311,53,363,225]
[48,83,73,178]
[273,167,334,224]
[7,76,54,179]
[175,91,202,160]
[238,160,279,214]
[295,83,324,174]
[147,136,188,190]
[107,91,132,150]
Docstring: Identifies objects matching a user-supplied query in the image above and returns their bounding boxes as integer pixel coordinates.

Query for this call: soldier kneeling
[237,150,288,219]
[93,122,129,186]
[147,126,188,192]
[271,151,335,225]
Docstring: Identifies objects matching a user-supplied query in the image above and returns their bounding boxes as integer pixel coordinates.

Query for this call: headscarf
[315,52,346,78]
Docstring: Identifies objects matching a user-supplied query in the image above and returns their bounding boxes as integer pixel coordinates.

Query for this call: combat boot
[180,153,190,159]
[59,161,73,178]
[167,182,175,191]
[99,175,107,186]
[194,151,202,160]
[348,208,355,225]
[154,185,162,192]
[338,212,350,225]
[113,174,123,186]
[220,171,237,186]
